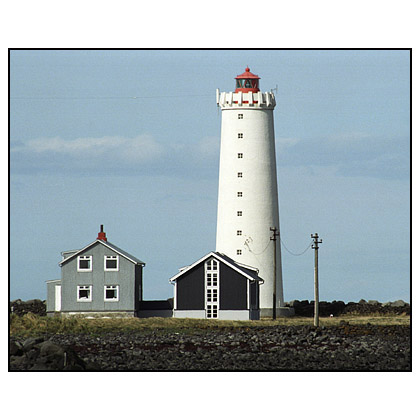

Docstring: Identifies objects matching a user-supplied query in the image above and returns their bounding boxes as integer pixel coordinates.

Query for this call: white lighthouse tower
[216,67,288,317]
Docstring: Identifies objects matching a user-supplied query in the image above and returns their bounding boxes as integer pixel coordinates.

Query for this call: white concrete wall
[216,91,284,311]
[218,310,253,321]
[173,310,206,319]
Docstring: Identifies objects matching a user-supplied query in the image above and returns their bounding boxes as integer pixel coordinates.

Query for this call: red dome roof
[235,67,260,80]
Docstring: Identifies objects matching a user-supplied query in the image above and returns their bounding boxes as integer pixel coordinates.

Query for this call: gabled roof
[169,251,263,283]
[59,239,145,267]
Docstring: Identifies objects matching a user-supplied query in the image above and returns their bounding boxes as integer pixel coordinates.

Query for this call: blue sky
[9,49,410,303]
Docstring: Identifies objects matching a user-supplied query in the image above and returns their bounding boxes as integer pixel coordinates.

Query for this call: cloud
[276,131,409,180]
[10,133,220,179]
[10,134,168,175]
[12,134,164,162]
[276,137,300,152]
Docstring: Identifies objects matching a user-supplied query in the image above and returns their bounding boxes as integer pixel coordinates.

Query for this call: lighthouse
[216,67,288,317]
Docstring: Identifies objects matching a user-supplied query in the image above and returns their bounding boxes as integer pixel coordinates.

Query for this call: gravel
[10,324,411,371]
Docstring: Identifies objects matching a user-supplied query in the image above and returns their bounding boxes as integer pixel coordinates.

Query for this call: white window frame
[238,113,243,119]
[238,133,243,138]
[205,258,219,319]
[77,285,92,302]
[237,211,243,216]
[237,192,243,197]
[237,230,242,236]
[77,255,92,272]
[104,255,119,271]
[237,172,243,178]
[237,249,242,255]
[238,153,243,158]
[104,285,119,302]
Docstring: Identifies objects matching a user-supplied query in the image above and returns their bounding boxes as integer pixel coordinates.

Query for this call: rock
[9,340,23,356]
[390,300,406,307]
[22,337,44,351]
[39,340,65,357]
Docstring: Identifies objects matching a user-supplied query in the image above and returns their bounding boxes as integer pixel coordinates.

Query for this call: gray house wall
[60,242,140,315]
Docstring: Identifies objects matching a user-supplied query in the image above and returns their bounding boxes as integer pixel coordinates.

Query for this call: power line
[244,238,271,256]
[280,238,313,256]
[10,94,214,100]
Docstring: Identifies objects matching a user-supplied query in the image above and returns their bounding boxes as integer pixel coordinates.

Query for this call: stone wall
[10,299,46,316]
[285,299,410,317]
[9,298,410,318]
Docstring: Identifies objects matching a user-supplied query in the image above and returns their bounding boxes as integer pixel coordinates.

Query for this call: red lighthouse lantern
[234,67,260,93]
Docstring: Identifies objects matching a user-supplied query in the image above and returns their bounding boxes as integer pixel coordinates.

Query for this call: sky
[9,49,410,303]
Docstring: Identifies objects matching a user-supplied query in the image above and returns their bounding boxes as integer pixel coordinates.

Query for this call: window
[237,211,242,216]
[77,256,92,272]
[237,172,243,178]
[237,250,242,255]
[237,230,242,236]
[104,255,119,271]
[207,304,218,319]
[238,153,243,158]
[238,133,243,138]
[205,258,219,319]
[237,192,243,197]
[77,285,92,302]
[238,114,243,119]
[104,285,119,301]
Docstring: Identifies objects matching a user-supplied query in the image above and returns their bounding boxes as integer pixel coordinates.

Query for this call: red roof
[235,67,260,80]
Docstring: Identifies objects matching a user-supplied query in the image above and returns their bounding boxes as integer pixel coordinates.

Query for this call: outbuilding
[169,251,263,320]
[46,226,145,317]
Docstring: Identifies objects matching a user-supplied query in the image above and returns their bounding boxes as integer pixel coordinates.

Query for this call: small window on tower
[237,230,242,236]
[238,133,243,138]
[237,172,243,178]
[238,114,243,119]
[237,211,242,216]
[237,192,243,197]
[237,249,242,255]
[238,153,243,158]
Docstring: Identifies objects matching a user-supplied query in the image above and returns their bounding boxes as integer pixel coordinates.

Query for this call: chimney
[97,224,107,241]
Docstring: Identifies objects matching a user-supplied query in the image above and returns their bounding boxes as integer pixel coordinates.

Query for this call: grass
[9,313,410,337]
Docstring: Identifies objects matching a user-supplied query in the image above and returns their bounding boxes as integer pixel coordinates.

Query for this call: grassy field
[9,313,410,337]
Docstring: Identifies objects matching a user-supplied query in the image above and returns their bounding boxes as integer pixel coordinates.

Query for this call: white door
[55,285,61,311]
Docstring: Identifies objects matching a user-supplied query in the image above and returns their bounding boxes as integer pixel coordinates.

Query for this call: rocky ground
[9,323,411,371]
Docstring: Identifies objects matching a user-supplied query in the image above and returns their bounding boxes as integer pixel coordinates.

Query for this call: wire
[10,94,214,100]
[281,239,313,256]
[245,238,271,256]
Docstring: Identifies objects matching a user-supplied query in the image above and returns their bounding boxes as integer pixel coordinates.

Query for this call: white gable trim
[169,251,259,283]
[59,240,144,267]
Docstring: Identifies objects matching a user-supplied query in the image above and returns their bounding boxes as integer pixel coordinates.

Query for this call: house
[46,226,145,317]
[169,251,263,320]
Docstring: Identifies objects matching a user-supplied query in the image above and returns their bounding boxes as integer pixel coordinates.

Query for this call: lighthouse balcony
[217,91,276,109]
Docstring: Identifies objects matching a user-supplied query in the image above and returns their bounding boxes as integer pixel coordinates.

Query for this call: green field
[10,313,410,337]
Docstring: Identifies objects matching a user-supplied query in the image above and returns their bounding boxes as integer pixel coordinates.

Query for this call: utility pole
[311,233,322,327]
[270,227,279,320]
